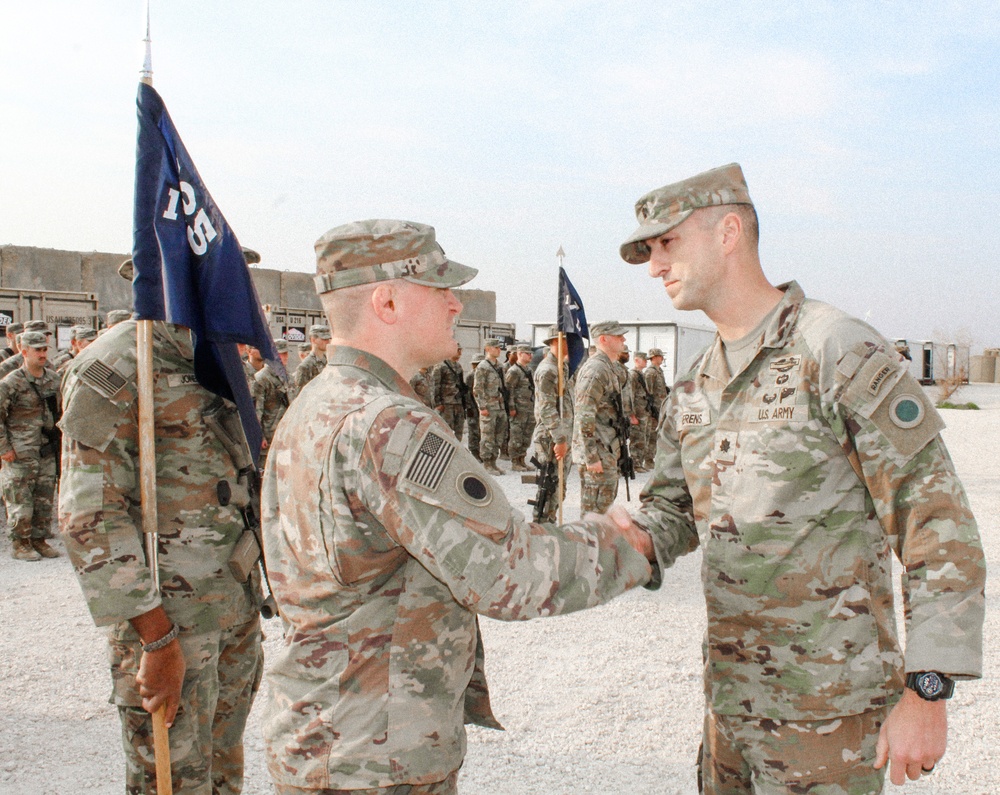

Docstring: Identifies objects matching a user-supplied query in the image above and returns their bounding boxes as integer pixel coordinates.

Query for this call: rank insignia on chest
[713,433,738,464]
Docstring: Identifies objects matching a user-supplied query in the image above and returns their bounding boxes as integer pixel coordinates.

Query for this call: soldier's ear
[371,283,399,324]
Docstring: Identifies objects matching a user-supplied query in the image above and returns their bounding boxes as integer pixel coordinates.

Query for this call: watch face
[917,672,944,698]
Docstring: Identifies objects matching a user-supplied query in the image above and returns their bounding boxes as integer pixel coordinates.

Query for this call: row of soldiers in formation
[407,324,671,517]
[0,311,132,561]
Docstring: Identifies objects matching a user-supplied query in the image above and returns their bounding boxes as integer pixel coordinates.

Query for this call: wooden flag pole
[556,331,565,525]
[138,4,173,793]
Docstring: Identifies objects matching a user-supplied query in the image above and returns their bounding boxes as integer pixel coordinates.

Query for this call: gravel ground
[1,384,996,794]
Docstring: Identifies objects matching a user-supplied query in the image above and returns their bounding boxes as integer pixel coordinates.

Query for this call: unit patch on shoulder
[404,429,455,491]
[889,394,924,429]
[456,472,493,507]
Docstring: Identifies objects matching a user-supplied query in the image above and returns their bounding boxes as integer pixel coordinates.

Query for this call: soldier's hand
[510,409,517,418]
[874,688,947,785]
[553,442,568,460]
[136,640,186,728]
[630,415,639,426]
[435,405,445,412]
[605,505,655,561]
[1,450,15,463]
[587,460,604,474]
[480,409,489,417]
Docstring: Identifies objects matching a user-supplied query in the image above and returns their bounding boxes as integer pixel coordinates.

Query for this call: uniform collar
[326,345,415,396]
[699,281,805,384]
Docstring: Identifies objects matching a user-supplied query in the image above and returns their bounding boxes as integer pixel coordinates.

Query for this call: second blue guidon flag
[132,81,281,459]
[557,266,589,377]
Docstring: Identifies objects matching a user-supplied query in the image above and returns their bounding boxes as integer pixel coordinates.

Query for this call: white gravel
[1,384,996,795]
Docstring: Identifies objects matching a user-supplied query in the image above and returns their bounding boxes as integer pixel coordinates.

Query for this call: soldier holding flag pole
[59,9,275,793]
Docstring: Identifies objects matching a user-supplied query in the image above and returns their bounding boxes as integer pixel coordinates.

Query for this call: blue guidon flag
[557,266,589,377]
[131,82,281,458]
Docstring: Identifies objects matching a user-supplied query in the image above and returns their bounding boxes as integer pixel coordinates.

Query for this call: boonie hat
[20,331,48,350]
[647,347,664,358]
[309,324,332,340]
[541,325,561,344]
[620,163,754,264]
[589,320,627,337]
[314,219,478,294]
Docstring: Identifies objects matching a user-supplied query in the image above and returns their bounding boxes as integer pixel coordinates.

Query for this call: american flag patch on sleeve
[404,430,455,491]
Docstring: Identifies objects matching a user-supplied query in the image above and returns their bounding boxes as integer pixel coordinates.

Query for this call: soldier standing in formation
[290,323,330,399]
[259,218,653,795]
[572,321,629,514]
[0,331,61,561]
[531,326,574,522]
[644,347,670,418]
[466,354,483,460]
[255,339,289,469]
[409,366,434,407]
[473,338,510,475]
[0,319,51,380]
[504,344,535,472]
[59,318,263,793]
[0,322,21,361]
[628,351,654,472]
[430,346,467,440]
[617,162,985,792]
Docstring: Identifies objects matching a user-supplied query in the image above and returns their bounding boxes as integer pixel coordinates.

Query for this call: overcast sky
[3,2,998,347]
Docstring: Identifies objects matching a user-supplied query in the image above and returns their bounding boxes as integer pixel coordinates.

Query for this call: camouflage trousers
[112,617,263,795]
[1,455,56,541]
[629,415,653,467]
[439,403,465,441]
[507,409,535,461]
[274,769,459,795]
[700,707,888,795]
[478,409,509,462]
[578,449,619,514]
[466,410,481,460]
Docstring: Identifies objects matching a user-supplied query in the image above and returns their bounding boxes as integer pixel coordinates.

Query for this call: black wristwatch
[906,671,955,701]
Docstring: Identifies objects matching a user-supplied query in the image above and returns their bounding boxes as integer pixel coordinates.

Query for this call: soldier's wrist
[141,623,180,653]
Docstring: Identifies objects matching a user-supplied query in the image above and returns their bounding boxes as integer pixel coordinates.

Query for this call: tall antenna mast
[140,0,153,86]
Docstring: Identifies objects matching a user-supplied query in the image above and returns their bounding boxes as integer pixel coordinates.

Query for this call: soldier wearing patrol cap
[254,338,289,468]
[530,325,574,522]
[572,320,630,514]
[503,344,535,472]
[465,353,484,459]
[616,163,985,792]
[290,323,331,399]
[473,337,510,475]
[0,319,51,380]
[0,331,61,561]
[628,351,653,472]
[429,346,468,441]
[105,309,132,329]
[260,218,655,795]
[0,322,22,361]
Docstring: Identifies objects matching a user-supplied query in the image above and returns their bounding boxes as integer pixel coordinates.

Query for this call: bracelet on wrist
[141,623,179,653]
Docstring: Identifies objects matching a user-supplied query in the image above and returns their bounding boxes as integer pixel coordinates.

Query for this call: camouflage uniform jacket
[409,370,433,407]
[0,352,24,379]
[292,350,326,397]
[643,363,669,413]
[504,363,534,415]
[255,363,288,443]
[0,365,60,459]
[473,357,507,413]
[58,320,260,636]
[260,346,651,790]
[49,348,74,370]
[636,282,985,721]
[429,359,466,409]
[572,351,624,468]
[628,367,652,420]
[532,352,573,450]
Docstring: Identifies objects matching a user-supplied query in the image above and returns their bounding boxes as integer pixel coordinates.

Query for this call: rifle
[452,361,471,412]
[203,401,278,619]
[609,391,636,501]
[526,454,559,522]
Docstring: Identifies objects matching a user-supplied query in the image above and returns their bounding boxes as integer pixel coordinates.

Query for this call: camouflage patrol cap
[20,331,48,349]
[273,338,288,354]
[620,163,754,264]
[314,219,478,294]
[589,320,627,337]
[484,338,504,350]
[107,310,132,326]
[309,324,332,340]
[25,320,50,334]
[634,351,647,360]
[514,344,532,354]
[471,354,485,363]
[6,323,23,335]
[73,326,98,341]
[647,347,664,358]
[298,341,312,353]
